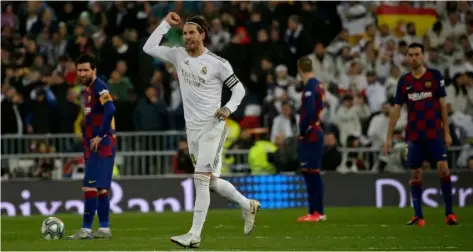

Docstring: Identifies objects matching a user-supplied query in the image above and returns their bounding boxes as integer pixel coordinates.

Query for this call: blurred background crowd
[1,1,473,180]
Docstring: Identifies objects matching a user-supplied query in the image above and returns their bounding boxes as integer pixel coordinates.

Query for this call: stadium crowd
[1,1,473,179]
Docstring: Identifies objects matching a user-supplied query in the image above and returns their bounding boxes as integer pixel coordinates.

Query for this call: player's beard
[185,40,196,52]
[411,61,422,71]
[79,76,92,86]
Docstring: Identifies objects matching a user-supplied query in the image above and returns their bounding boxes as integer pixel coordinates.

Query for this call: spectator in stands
[58,87,81,134]
[30,8,58,37]
[33,142,56,179]
[385,64,401,99]
[402,22,422,44]
[270,102,298,143]
[307,41,336,85]
[26,88,54,134]
[444,11,465,39]
[368,102,406,148]
[335,46,354,78]
[209,18,231,54]
[365,71,386,113]
[173,139,194,174]
[447,73,472,114]
[1,4,18,29]
[333,94,370,146]
[285,15,309,75]
[426,46,448,74]
[338,61,368,94]
[1,87,25,135]
[270,133,298,173]
[78,11,99,37]
[108,71,133,101]
[45,31,69,66]
[266,65,300,109]
[426,21,446,49]
[322,132,342,171]
[134,87,169,131]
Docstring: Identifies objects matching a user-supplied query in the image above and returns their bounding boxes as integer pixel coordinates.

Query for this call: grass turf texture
[2,207,472,251]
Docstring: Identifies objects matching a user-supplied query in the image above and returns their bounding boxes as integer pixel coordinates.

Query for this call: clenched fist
[165,12,181,26]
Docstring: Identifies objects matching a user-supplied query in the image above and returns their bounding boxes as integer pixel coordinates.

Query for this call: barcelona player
[385,43,457,227]
[67,54,117,239]
[296,56,326,222]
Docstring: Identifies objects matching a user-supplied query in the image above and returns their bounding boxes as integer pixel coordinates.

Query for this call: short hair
[398,40,407,47]
[408,43,424,54]
[297,56,312,73]
[75,54,97,69]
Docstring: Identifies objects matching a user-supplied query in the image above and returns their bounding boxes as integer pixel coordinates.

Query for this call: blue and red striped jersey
[394,68,446,141]
[299,77,325,142]
[83,78,117,159]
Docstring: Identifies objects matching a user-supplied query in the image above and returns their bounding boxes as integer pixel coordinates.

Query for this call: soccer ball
[41,217,65,240]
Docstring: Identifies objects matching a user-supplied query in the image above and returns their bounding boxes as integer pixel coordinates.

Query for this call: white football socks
[210,177,251,211]
[189,174,211,238]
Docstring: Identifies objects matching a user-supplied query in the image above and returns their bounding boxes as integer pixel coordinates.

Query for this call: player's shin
[82,190,98,230]
[302,172,316,215]
[97,191,110,228]
[439,167,453,216]
[189,174,211,238]
[313,171,324,215]
[209,177,250,210]
[409,180,423,218]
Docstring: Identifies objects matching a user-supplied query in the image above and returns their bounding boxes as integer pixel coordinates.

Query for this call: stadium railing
[1,133,470,179]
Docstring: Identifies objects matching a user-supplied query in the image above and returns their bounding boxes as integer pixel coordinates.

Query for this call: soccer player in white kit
[143,12,260,248]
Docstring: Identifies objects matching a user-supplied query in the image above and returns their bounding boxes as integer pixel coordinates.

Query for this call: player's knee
[410,168,422,181]
[82,187,97,192]
[194,173,211,187]
[209,175,218,191]
[437,161,450,177]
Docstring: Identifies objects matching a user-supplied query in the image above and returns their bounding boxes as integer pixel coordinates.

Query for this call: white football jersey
[144,21,239,130]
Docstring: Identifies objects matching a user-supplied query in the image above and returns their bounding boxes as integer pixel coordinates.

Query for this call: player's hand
[384,138,392,155]
[214,107,231,121]
[444,133,452,147]
[165,12,181,26]
[90,136,103,152]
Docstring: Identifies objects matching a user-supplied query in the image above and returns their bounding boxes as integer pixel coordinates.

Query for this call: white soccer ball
[41,217,65,240]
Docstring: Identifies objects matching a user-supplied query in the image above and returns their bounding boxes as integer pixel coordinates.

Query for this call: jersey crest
[201,66,207,75]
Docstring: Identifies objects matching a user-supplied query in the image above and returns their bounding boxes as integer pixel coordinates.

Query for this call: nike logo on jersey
[185,60,189,65]
[300,162,307,166]
[406,86,412,90]
[88,180,96,184]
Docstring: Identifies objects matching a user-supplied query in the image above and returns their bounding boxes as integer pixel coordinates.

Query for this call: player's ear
[201,31,205,42]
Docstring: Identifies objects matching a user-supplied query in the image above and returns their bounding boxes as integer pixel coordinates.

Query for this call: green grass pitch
[2,207,473,251]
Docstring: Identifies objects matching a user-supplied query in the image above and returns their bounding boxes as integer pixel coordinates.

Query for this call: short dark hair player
[296,56,326,223]
[385,43,457,227]
[67,54,117,239]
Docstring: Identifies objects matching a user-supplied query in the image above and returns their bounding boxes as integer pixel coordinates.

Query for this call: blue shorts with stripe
[407,138,447,169]
[82,152,115,189]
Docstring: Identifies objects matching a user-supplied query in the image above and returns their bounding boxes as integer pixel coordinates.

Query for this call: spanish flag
[376,5,439,37]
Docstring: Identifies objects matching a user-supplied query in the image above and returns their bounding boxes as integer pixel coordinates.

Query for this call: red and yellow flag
[376,5,439,37]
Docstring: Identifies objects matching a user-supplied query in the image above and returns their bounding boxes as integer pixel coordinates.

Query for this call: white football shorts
[186,118,227,177]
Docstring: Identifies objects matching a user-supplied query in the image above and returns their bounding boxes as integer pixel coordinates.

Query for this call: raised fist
[165,12,181,26]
